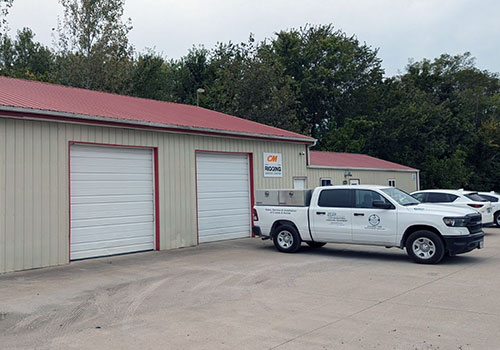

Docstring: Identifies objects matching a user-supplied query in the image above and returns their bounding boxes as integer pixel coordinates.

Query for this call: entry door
[196,152,251,243]
[70,144,155,260]
[294,178,306,189]
[310,188,353,242]
[351,189,397,245]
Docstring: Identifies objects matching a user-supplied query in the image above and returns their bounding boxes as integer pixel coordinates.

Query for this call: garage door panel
[71,215,153,229]
[199,227,251,241]
[198,215,251,230]
[71,202,154,220]
[70,145,155,260]
[197,191,248,199]
[196,173,249,181]
[197,167,248,176]
[72,147,152,160]
[72,235,154,252]
[71,194,154,205]
[71,173,153,181]
[71,243,154,260]
[71,185,153,196]
[71,165,153,174]
[198,208,250,218]
[71,157,153,169]
[198,198,250,211]
[197,180,250,193]
[71,222,154,243]
[196,152,251,243]
[71,180,153,190]
[71,228,154,245]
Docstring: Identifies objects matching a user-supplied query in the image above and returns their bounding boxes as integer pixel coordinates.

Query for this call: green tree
[0,0,13,34]
[131,51,168,100]
[56,0,134,93]
[0,28,54,81]
[267,24,384,140]
[365,53,500,191]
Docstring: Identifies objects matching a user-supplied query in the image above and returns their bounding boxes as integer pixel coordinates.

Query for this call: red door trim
[68,141,160,262]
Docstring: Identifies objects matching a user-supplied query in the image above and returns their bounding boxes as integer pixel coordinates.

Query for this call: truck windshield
[381,188,420,206]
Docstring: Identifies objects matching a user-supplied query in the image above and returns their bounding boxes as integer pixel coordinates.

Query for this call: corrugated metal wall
[0,117,308,273]
[306,168,418,193]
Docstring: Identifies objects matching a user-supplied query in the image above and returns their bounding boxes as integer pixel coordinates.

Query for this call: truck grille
[466,213,482,234]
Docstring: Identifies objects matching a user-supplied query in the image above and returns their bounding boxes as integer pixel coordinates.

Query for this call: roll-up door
[70,144,155,260]
[196,152,251,243]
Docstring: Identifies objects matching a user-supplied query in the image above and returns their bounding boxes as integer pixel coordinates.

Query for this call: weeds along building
[0,77,418,273]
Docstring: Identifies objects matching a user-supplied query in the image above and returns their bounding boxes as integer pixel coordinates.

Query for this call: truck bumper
[443,232,484,256]
[252,226,271,240]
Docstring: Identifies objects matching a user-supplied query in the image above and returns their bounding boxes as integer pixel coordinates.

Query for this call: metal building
[0,77,418,273]
[304,151,419,192]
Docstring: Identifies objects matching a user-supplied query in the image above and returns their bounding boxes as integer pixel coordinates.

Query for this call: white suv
[478,192,500,227]
[411,189,494,226]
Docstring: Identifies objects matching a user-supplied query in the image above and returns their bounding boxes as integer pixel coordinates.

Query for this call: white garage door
[70,145,155,260]
[196,152,251,243]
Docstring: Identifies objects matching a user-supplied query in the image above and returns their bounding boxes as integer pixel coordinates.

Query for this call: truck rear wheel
[406,230,445,264]
[273,225,301,253]
[306,242,326,248]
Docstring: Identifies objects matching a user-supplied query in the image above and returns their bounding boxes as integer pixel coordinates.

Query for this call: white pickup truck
[252,185,484,264]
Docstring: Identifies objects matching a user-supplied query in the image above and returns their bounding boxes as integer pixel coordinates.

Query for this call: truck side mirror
[372,200,393,209]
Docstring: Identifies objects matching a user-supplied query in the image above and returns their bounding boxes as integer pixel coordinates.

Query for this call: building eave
[307,165,419,173]
[0,106,316,145]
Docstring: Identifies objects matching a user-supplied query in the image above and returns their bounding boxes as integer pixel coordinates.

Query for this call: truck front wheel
[273,225,301,253]
[405,230,445,264]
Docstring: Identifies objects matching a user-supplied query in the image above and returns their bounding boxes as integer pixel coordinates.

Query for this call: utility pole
[196,88,205,107]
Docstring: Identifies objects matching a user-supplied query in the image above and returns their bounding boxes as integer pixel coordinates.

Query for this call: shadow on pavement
[257,242,485,265]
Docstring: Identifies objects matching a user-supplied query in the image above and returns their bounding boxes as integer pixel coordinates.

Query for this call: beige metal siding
[0,117,309,273]
[306,167,418,193]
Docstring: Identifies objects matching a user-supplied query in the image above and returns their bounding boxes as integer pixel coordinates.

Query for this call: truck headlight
[443,217,468,227]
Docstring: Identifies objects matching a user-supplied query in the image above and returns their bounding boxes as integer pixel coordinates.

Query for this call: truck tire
[405,230,445,264]
[495,212,500,227]
[306,242,326,248]
[273,225,301,253]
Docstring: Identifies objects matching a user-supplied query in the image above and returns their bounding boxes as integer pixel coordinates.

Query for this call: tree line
[0,0,499,191]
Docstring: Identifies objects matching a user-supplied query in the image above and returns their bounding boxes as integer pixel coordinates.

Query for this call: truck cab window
[318,189,352,208]
[355,190,390,208]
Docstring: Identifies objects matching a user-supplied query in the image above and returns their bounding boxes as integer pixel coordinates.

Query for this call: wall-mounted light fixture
[344,171,352,178]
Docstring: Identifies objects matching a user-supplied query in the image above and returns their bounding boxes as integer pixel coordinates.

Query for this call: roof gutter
[0,106,316,145]
[307,165,419,173]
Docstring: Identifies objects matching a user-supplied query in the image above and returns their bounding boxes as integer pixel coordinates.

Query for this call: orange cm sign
[263,152,282,177]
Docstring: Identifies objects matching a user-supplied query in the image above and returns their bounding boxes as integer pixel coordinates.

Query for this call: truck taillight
[467,204,484,209]
[252,208,259,221]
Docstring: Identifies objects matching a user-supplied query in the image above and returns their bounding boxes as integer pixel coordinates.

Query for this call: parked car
[253,185,484,264]
[478,192,500,227]
[411,189,494,226]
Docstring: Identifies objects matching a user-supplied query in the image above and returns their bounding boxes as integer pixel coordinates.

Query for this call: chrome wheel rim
[412,237,436,260]
[496,215,500,226]
[277,231,293,249]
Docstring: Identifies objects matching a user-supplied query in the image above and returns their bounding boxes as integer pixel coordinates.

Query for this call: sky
[6,0,500,76]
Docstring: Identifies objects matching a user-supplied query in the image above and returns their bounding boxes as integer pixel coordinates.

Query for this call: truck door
[352,189,397,245]
[310,189,353,242]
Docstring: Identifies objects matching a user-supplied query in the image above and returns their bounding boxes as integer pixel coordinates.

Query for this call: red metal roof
[309,151,417,171]
[0,77,314,143]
